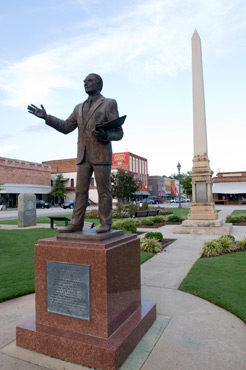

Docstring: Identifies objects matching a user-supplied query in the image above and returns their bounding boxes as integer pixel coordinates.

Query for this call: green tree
[111,170,141,204]
[49,174,68,204]
[181,175,192,196]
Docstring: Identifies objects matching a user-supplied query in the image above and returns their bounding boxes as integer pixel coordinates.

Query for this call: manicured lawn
[0,215,100,227]
[231,210,246,216]
[0,228,153,302]
[179,252,246,323]
[0,229,57,302]
[0,207,190,225]
[171,208,190,218]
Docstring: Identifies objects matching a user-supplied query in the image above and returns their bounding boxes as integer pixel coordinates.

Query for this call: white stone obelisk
[188,29,217,220]
[174,30,232,235]
[192,30,208,157]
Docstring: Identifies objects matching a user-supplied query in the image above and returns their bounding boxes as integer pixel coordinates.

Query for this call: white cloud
[0,0,245,107]
[0,145,19,156]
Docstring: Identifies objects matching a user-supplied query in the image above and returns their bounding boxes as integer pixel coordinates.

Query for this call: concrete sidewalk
[0,224,246,369]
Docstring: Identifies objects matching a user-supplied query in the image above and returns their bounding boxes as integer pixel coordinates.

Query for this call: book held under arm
[95,115,127,131]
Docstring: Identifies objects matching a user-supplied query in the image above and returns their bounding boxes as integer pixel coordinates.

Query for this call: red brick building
[43,152,149,203]
[213,171,246,205]
[112,152,149,198]
[0,157,51,207]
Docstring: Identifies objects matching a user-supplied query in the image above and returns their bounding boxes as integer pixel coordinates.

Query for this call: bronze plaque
[46,261,90,320]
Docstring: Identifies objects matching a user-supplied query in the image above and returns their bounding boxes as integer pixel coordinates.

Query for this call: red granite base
[16,301,156,370]
[16,233,156,369]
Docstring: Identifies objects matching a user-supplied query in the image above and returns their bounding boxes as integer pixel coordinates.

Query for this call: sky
[0,0,245,177]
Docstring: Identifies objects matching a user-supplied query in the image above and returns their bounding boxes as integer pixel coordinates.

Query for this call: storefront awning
[166,193,175,198]
[134,191,151,196]
[171,184,179,196]
[213,182,246,194]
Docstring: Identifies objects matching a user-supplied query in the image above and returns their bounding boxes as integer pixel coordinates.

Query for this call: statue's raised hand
[27,104,47,119]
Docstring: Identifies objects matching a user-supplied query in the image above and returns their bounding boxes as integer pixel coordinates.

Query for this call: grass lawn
[0,228,153,302]
[179,252,246,323]
[0,215,100,227]
[231,210,246,216]
[0,229,57,302]
[0,207,190,225]
[170,207,190,218]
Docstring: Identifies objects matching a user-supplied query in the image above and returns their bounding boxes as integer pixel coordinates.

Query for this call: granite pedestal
[16,231,156,370]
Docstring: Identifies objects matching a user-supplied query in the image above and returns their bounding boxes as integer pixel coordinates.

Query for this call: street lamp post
[177,162,182,208]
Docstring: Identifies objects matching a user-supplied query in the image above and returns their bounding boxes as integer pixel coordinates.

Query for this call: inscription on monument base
[196,182,207,203]
[46,261,90,320]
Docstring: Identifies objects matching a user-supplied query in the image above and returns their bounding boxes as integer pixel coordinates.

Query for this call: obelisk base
[173,219,232,235]
[188,202,218,221]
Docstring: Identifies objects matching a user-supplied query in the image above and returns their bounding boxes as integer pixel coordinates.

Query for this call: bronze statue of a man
[28,73,123,233]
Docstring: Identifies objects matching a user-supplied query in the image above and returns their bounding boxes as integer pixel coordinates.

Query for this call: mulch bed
[232,222,246,226]
[161,239,175,250]
[136,230,175,250]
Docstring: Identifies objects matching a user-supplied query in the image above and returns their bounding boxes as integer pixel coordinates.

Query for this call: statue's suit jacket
[45,94,123,165]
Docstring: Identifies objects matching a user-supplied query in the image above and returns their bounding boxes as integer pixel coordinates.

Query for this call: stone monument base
[187,202,218,221]
[173,219,232,235]
[16,232,156,370]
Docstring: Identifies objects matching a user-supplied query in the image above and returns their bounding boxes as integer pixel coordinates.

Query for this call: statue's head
[84,73,103,95]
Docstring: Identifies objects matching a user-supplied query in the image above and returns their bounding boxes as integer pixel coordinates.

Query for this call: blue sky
[0,0,245,176]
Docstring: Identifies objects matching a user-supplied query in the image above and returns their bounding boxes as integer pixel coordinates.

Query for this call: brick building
[213,171,246,205]
[111,152,149,199]
[43,158,98,204]
[148,176,166,197]
[0,157,51,207]
[43,152,149,204]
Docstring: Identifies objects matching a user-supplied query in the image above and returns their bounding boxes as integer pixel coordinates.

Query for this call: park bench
[49,216,94,229]
[147,210,160,216]
[133,210,159,218]
[214,200,227,205]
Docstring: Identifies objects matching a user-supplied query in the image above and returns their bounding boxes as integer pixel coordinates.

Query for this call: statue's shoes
[96,224,111,233]
[58,225,82,233]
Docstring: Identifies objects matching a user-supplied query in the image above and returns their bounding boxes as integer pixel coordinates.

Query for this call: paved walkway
[0,215,246,369]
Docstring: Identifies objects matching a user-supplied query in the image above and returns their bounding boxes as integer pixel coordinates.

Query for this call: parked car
[170,198,178,203]
[61,199,90,209]
[61,200,75,209]
[136,198,155,204]
[148,196,164,204]
[36,200,51,209]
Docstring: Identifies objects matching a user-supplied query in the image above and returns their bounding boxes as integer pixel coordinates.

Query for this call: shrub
[226,215,241,223]
[153,215,166,223]
[111,219,136,233]
[202,240,223,257]
[140,217,154,226]
[140,238,162,253]
[159,208,173,215]
[167,214,182,222]
[133,218,144,226]
[237,238,246,251]
[112,209,129,218]
[217,235,235,253]
[145,232,163,241]
[127,203,138,216]
[240,214,246,222]
[85,210,99,218]
[141,201,149,210]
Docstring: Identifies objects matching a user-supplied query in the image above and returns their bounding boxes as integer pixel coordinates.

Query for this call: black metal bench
[133,210,159,218]
[147,210,159,216]
[48,216,94,229]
